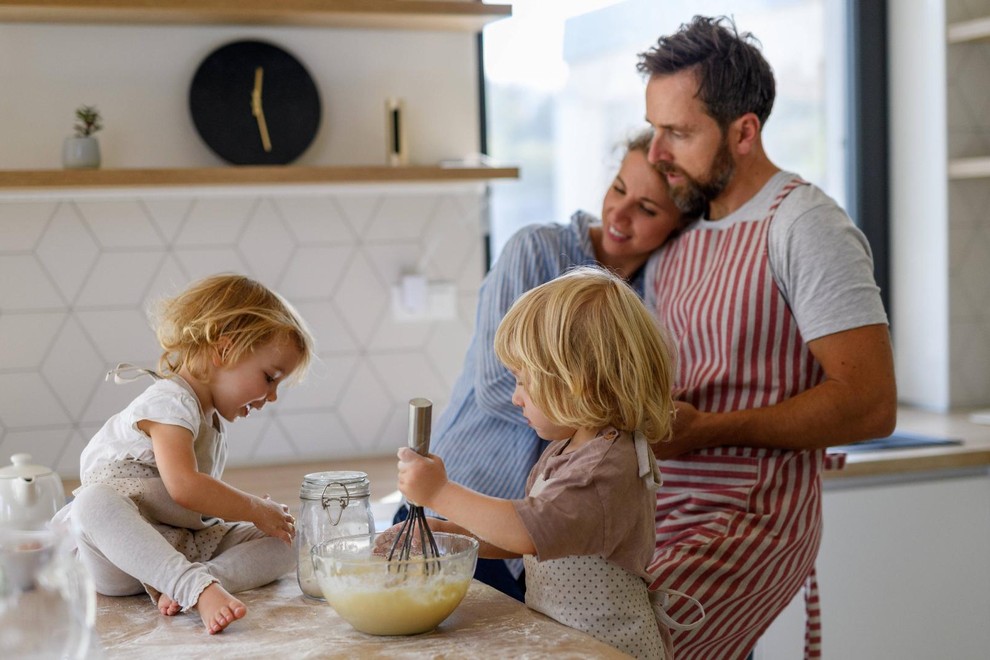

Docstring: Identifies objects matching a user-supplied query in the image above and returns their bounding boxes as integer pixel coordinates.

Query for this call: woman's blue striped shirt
[430,211,644,575]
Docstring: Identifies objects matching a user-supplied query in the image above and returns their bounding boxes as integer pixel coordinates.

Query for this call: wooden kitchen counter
[199,406,990,493]
[826,406,990,480]
[62,407,990,501]
[62,408,989,658]
[92,574,629,659]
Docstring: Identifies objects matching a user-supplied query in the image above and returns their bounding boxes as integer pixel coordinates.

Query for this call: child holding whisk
[54,273,314,634]
[396,266,702,658]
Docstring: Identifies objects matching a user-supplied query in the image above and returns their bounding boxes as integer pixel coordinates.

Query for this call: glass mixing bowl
[311,531,478,635]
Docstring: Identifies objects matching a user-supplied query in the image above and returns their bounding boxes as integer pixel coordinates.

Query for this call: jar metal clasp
[321,481,350,526]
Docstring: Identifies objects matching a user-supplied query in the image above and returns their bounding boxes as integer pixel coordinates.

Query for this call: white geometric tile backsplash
[0,185,486,477]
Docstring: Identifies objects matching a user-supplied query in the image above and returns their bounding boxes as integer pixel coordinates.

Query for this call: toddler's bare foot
[157,593,181,616]
[195,582,247,634]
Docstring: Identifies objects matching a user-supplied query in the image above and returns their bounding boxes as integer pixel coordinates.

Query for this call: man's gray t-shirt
[646,171,887,341]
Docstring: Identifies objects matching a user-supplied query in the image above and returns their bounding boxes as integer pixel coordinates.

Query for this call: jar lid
[299,471,370,500]
[0,454,55,480]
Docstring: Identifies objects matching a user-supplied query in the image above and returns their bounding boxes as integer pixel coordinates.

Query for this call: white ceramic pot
[0,454,66,530]
[62,136,101,169]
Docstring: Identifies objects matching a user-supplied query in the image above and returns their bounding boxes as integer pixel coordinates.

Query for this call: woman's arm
[472,227,566,423]
[143,420,294,543]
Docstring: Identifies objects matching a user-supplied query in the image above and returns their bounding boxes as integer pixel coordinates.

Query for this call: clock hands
[251,66,273,153]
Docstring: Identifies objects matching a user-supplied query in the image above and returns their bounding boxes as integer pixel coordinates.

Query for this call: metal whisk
[388,397,441,571]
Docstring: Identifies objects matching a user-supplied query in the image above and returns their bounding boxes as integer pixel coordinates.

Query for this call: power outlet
[390,281,457,322]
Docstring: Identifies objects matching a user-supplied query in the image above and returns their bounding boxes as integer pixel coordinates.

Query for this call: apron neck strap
[106,362,162,384]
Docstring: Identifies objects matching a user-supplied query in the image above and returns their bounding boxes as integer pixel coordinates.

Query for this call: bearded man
[639,15,897,660]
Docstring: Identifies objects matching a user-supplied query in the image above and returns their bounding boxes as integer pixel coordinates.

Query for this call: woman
[403,130,686,600]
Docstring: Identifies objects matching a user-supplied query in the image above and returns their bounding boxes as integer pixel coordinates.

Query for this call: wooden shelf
[0,4,516,188]
[0,165,520,190]
[948,157,990,179]
[0,1,511,31]
[947,16,990,44]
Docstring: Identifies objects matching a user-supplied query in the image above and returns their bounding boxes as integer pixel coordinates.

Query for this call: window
[482,0,849,262]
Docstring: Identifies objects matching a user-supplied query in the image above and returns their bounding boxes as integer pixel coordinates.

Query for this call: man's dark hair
[637,15,776,131]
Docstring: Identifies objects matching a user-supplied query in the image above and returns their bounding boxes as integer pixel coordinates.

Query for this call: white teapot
[0,454,66,530]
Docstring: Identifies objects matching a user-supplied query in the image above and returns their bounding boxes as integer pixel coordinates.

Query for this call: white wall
[889,0,950,409]
[0,23,479,169]
[0,22,489,476]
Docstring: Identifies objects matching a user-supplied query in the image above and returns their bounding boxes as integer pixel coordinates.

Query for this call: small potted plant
[62,105,103,169]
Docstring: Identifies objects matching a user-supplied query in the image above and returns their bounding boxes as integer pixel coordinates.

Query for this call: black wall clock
[189,40,321,165]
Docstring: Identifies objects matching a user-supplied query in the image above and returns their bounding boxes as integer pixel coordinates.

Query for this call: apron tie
[634,430,662,491]
[650,585,706,632]
[106,362,162,384]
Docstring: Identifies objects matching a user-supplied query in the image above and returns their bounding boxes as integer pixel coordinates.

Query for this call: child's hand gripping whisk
[388,398,441,571]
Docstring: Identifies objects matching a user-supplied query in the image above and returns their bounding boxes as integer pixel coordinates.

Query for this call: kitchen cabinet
[757,469,990,659]
[757,409,990,659]
[0,0,517,188]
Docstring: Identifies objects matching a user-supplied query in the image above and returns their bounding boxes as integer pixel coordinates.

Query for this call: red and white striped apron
[648,178,831,660]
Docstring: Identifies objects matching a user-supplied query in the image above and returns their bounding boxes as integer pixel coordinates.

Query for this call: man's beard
[662,139,735,217]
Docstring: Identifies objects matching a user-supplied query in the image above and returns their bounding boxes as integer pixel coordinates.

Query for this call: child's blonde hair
[494,266,675,442]
[153,274,315,383]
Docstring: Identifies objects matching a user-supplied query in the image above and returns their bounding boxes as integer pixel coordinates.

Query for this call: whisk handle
[408,397,433,456]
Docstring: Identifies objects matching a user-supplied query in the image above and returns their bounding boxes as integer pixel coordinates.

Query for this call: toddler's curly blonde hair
[152,274,315,383]
[494,266,675,442]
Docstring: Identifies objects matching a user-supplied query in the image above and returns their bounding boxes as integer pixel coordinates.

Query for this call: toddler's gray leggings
[71,483,294,611]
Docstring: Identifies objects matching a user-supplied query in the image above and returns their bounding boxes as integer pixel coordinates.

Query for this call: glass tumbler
[0,526,96,659]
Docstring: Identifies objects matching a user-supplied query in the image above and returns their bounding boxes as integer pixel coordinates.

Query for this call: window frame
[478,4,891,318]
[845,0,890,316]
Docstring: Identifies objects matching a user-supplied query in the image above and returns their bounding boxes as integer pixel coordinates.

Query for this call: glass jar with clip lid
[296,471,374,599]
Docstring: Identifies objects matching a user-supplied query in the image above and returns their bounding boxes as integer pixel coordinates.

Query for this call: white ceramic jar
[61,136,101,169]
